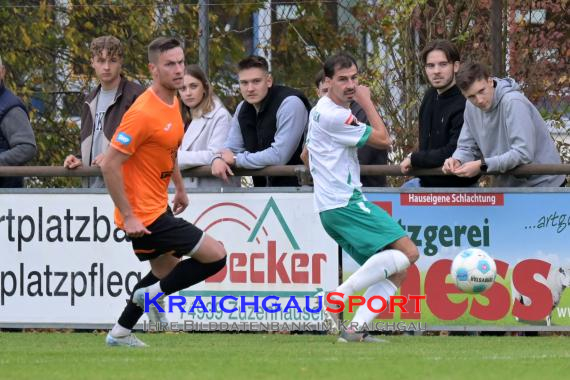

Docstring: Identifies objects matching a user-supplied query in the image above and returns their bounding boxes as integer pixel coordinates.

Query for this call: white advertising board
[0,192,339,328]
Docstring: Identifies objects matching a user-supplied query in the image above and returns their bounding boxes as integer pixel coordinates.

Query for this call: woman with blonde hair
[177,64,239,188]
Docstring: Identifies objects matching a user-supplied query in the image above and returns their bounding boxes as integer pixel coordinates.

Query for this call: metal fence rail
[2,164,570,179]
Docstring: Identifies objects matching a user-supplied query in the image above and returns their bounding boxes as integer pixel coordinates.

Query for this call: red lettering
[377,302,394,319]
[250,253,264,283]
[229,253,247,283]
[291,253,309,283]
[348,295,365,312]
[204,242,328,284]
[326,292,345,313]
[512,259,553,320]
[470,260,510,320]
[408,295,426,313]
[399,264,422,319]
[367,295,387,313]
[389,295,407,313]
[268,241,290,283]
[311,253,327,284]
[425,259,468,320]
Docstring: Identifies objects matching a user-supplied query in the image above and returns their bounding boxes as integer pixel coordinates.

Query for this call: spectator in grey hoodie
[442,62,565,187]
[0,53,37,188]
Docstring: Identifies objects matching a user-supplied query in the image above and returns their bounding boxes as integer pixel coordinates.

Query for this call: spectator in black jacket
[399,39,479,187]
[212,56,310,187]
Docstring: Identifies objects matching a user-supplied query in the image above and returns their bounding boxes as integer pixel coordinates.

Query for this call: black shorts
[130,209,204,262]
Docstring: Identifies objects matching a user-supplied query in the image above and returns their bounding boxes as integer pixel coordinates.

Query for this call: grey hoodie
[453,77,564,187]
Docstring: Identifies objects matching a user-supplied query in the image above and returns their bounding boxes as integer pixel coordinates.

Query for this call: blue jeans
[401,178,421,188]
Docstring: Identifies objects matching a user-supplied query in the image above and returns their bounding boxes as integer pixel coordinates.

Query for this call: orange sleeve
[110,105,150,156]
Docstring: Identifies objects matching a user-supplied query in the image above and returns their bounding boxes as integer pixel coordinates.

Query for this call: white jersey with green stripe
[306,96,372,213]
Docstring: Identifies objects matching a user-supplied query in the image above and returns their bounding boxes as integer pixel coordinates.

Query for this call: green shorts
[319,195,406,266]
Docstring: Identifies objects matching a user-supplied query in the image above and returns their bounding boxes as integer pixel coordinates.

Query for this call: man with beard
[400,39,479,187]
[306,52,419,342]
[310,69,388,187]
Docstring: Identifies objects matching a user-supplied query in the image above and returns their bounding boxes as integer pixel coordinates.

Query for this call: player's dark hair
[323,52,358,78]
[148,37,183,64]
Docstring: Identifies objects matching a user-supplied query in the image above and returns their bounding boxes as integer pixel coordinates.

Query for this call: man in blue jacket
[0,54,37,188]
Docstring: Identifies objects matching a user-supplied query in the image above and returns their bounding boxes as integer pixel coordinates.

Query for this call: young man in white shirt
[63,36,143,188]
[306,52,419,342]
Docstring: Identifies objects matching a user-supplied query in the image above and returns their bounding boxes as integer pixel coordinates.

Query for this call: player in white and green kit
[306,53,419,342]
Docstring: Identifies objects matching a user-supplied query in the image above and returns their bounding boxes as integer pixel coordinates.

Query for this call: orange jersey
[110,88,184,229]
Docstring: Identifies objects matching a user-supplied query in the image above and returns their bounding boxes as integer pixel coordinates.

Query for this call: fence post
[252,1,272,70]
[490,0,505,76]
[198,0,209,76]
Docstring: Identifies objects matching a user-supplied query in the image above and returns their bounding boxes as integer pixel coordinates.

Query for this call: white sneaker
[106,332,148,347]
[133,288,169,329]
[337,328,388,343]
[148,295,170,329]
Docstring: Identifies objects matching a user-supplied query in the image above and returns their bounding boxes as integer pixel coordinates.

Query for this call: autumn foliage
[0,1,567,187]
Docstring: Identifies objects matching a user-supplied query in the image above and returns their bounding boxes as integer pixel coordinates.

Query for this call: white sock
[337,250,409,300]
[351,280,398,331]
[110,323,131,337]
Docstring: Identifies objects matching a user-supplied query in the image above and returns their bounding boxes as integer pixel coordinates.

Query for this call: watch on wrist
[210,154,222,165]
[480,157,488,173]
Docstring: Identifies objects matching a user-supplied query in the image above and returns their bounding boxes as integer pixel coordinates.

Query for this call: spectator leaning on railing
[176,64,240,188]
[211,55,311,187]
[442,62,565,187]
[63,36,143,188]
[0,53,37,188]
[400,39,479,188]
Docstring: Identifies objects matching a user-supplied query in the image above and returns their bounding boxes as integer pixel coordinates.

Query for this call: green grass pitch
[0,332,568,380]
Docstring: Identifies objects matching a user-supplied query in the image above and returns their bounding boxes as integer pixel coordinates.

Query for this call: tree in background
[0,0,567,187]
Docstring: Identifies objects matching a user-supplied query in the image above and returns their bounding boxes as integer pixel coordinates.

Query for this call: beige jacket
[177,98,240,188]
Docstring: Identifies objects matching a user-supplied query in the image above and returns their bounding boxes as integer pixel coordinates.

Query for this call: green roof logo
[247,197,300,250]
